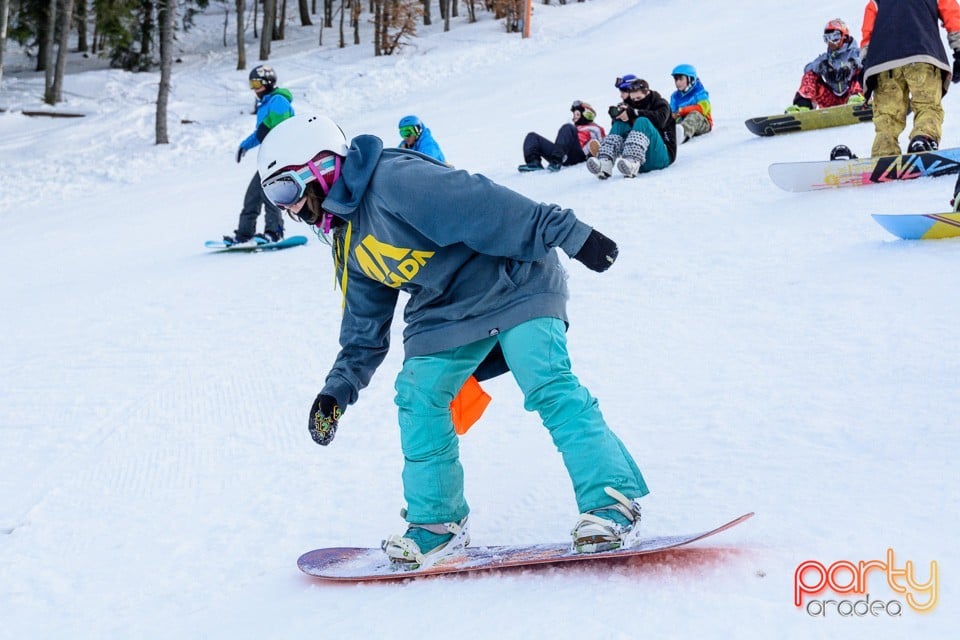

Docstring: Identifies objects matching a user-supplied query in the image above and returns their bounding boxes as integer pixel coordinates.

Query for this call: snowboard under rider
[586,75,677,180]
[224,65,295,245]
[256,113,650,570]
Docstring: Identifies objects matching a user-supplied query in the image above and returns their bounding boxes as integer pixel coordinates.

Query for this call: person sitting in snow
[786,19,864,113]
[397,115,447,163]
[669,64,713,144]
[517,100,606,172]
[586,75,677,179]
[256,113,650,570]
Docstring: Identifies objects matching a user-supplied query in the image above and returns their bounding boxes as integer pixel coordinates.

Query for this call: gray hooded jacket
[319,135,594,408]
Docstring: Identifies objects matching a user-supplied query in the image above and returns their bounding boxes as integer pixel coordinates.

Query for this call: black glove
[308,394,342,446]
[235,145,247,163]
[573,229,618,273]
[952,50,960,84]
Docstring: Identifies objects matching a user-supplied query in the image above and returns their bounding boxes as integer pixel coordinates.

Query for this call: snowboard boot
[546,154,566,172]
[382,512,470,570]
[518,162,545,172]
[617,131,649,178]
[571,487,643,553]
[223,231,254,246]
[829,144,858,161]
[256,229,284,244]
[908,135,938,153]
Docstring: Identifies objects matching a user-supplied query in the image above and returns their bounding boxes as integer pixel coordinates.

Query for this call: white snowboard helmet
[258,113,349,181]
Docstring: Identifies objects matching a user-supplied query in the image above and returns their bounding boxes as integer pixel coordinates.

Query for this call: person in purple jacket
[256,114,649,570]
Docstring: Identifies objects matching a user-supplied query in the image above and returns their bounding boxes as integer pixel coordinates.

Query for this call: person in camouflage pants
[861,0,960,157]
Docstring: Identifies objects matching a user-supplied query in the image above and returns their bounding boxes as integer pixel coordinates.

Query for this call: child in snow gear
[258,114,650,568]
[518,101,606,172]
[397,115,447,163]
[669,64,713,144]
[225,65,295,245]
[861,0,960,156]
[586,76,677,179]
[786,19,865,114]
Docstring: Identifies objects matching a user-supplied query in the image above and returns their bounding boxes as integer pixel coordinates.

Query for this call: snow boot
[222,231,254,246]
[518,162,544,172]
[587,139,601,158]
[829,144,858,161]
[382,512,470,570]
[586,156,614,179]
[256,229,284,244]
[617,131,649,178]
[571,487,642,553]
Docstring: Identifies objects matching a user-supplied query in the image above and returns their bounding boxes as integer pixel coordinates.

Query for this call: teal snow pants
[610,117,671,172]
[394,316,649,525]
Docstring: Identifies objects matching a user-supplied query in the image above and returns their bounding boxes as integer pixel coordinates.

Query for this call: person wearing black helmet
[586,75,676,179]
[223,65,295,245]
[517,101,606,172]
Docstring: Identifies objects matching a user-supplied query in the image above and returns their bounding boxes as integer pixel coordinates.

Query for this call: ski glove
[308,393,342,446]
[952,50,960,84]
[573,229,618,272]
[236,145,247,163]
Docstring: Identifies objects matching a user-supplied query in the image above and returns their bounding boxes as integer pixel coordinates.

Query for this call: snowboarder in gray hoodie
[256,113,649,570]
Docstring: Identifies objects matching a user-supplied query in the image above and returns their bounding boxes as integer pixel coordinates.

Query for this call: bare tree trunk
[156,0,176,143]
[297,0,311,25]
[139,0,155,70]
[352,0,359,45]
[235,0,245,69]
[421,0,429,26]
[451,0,457,17]
[260,0,275,59]
[75,0,88,52]
[277,0,286,39]
[49,0,76,104]
[324,0,332,27]
[42,0,57,102]
[373,0,380,56]
[443,0,450,31]
[0,0,9,96]
[338,0,344,48]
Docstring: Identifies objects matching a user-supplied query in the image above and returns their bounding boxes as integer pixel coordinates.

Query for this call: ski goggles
[399,125,419,138]
[823,30,843,45]
[261,154,341,208]
[249,79,265,90]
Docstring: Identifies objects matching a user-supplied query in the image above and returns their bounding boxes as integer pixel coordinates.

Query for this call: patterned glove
[308,394,342,446]
[847,94,866,105]
[784,105,811,114]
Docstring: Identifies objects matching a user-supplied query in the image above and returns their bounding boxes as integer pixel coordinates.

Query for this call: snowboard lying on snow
[872,212,960,240]
[297,512,754,582]
[745,102,873,137]
[768,147,960,192]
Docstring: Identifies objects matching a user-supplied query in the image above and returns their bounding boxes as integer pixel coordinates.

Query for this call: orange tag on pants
[450,375,491,435]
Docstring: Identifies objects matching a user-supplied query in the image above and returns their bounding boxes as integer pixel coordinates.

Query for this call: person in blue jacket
[397,115,446,163]
[224,65,295,245]
[256,114,649,569]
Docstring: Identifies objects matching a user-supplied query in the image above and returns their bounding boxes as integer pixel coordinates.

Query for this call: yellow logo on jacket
[354,234,435,288]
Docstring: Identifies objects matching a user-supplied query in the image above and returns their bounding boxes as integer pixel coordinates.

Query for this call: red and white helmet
[824,18,849,39]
